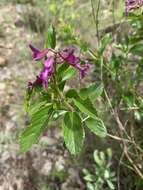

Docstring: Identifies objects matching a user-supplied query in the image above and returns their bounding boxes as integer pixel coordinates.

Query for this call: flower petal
[125,0,143,14]
[60,48,90,78]
[29,44,49,61]
[28,57,55,90]
[28,77,43,91]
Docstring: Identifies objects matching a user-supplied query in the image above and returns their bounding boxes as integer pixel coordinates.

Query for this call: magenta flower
[28,77,43,91]
[28,44,90,91]
[29,44,49,61]
[28,56,54,91]
[60,48,90,78]
[125,0,143,14]
[39,57,54,88]
[80,60,91,79]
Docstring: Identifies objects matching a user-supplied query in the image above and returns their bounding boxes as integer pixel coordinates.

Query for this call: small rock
[5,121,15,131]
[0,57,7,67]
[40,160,52,176]
[55,156,65,171]
[0,82,6,91]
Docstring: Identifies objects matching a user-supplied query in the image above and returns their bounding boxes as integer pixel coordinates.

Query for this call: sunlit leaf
[45,25,56,49]
[63,112,85,155]
[20,103,53,152]
[73,98,97,119]
[85,117,107,137]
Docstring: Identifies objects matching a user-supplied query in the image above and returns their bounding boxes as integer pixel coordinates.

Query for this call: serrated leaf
[20,133,37,153]
[20,103,53,152]
[66,89,97,119]
[29,101,49,116]
[45,25,56,49]
[85,117,107,138]
[73,98,97,119]
[80,83,103,100]
[63,112,85,155]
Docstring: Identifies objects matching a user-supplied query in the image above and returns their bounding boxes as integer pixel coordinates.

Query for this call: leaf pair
[63,111,107,155]
[63,85,107,155]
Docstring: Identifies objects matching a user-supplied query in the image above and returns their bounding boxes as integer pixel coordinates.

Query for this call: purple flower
[28,77,43,90]
[80,60,91,79]
[28,44,90,91]
[60,48,90,78]
[29,44,49,61]
[28,57,54,91]
[39,57,54,88]
[125,0,143,14]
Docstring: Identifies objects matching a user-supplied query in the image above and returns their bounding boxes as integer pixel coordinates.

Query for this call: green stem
[100,56,103,82]
[52,58,74,112]
[56,86,74,112]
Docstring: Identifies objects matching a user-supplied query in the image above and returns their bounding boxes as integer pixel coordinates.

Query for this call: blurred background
[1,0,138,190]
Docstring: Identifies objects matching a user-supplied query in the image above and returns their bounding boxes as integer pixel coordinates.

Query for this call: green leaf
[104,170,110,179]
[20,103,53,152]
[66,89,97,119]
[57,64,69,80]
[80,83,104,100]
[107,180,115,190]
[130,43,143,56]
[87,182,95,190]
[73,98,97,119]
[83,174,95,182]
[29,101,48,116]
[93,150,103,166]
[62,66,77,81]
[63,112,85,155]
[58,81,66,91]
[66,89,78,98]
[85,117,107,137]
[53,110,67,120]
[107,148,112,159]
[99,34,112,55]
[45,25,56,49]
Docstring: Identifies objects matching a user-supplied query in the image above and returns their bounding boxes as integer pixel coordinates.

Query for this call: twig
[91,0,101,46]
[104,89,143,179]
[117,151,125,190]
[107,133,133,143]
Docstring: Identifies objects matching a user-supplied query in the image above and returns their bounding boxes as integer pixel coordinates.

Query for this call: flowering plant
[125,0,143,14]
[19,26,107,154]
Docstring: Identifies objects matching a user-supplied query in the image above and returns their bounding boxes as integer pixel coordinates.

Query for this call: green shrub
[83,149,116,190]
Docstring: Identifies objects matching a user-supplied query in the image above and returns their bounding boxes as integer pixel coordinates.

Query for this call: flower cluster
[125,0,143,14]
[28,44,90,91]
